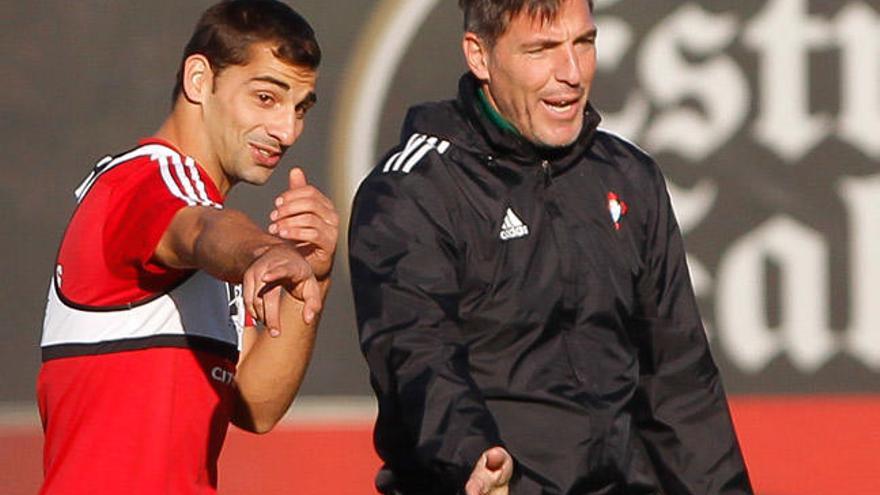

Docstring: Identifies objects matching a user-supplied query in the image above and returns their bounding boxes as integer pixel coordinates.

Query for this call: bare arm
[231,279,330,433]
[154,207,325,432]
[154,206,281,283]
[226,168,340,433]
[154,206,321,330]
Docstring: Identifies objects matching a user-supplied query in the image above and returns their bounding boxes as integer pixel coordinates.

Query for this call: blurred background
[2,0,878,493]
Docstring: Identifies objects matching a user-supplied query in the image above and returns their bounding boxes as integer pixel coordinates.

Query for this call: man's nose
[555,45,581,85]
[268,107,298,147]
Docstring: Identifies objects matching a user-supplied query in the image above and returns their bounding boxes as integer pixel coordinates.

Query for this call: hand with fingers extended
[465,447,514,495]
[268,167,339,280]
[242,242,322,337]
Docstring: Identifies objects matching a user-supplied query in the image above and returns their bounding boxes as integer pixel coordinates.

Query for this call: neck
[154,100,231,196]
[477,85,520,137]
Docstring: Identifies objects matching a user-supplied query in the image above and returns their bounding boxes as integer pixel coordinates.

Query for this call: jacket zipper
[540,158,587,383]
[540,160,551,185]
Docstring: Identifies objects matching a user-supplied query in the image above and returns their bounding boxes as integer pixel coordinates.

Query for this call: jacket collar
[456,72,602,170]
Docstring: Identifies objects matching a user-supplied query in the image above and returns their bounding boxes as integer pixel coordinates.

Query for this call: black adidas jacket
[349,74,752,495]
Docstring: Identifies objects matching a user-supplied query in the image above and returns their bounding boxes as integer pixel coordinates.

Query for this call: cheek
[580,53,597,82]
[519,64,552,96]
[505,66,544,105]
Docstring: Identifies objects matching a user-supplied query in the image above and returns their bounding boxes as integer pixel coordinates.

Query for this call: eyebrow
[522,26,598,49]
[299,91,318,108]
[249,75,291,91]
[577,26,598,41]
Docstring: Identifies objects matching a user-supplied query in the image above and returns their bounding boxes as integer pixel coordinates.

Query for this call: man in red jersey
[37,1,338,493]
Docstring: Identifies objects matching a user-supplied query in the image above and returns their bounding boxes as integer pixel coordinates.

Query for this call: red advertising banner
[2,396,877,494]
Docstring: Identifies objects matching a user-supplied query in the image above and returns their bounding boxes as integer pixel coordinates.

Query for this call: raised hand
[268,167,338,280]
[465,447,514,495]
[242,242,322,336]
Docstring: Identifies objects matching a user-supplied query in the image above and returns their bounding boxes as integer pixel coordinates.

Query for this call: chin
[533,121,584,149]
[535,131,581,149]
[241,170,274,186]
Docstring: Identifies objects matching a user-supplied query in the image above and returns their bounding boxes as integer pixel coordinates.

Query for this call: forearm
[158,207,284,282]
[231,279,329,433]
[191,209,286,282]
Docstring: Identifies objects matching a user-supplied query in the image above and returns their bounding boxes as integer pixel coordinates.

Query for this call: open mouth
[250,143,282,166]
[542,96,582,116]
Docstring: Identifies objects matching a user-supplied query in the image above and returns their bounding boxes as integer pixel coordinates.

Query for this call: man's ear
[181,54,213,104]
[462,32,491,81]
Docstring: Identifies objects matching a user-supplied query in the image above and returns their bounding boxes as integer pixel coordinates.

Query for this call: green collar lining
[477,87,521,137]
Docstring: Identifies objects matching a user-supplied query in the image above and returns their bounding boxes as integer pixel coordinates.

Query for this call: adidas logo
[500,208,530,240]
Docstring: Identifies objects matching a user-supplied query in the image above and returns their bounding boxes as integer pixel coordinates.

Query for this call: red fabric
[3,395,878,494]
[41,140,236,493]
[730,395,880,495]
[37,348,237,494]
[56,139,223,307]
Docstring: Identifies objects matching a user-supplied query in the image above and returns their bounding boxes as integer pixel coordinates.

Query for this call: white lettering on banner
[639,4,748,162]
[743,0,833,162]
[835,3,880,160]
[334,0,880,376]
[839,174,880,370]
[717,176,880,373]
[717,216,835,373]
[667,176,718,235]
[597,0,880,162]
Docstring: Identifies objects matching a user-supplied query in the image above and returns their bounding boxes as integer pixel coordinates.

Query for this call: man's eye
[257,93,274,105]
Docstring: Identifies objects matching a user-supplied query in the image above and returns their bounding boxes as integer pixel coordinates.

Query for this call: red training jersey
[38,138,246,494]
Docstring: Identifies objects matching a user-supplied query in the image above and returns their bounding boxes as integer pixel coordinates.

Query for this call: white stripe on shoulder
[168,154,220,209]
[72,142,222,209]
[73,144,179,202]
[184,156,221,209]
[384,133,427,173]
[171,154,202,204]
[382,133,451,175]
[158,156,197,206]
[392,134,430,172]
[74,155,113,202]
[401,137,438,173]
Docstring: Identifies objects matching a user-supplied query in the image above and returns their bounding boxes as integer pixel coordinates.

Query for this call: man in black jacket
[349,1,752,494]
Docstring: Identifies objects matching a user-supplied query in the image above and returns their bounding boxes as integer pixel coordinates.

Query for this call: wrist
[250,238,287,259]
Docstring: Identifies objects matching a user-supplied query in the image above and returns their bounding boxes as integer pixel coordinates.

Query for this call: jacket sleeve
[348,165,503,489]
[631,163,753,495]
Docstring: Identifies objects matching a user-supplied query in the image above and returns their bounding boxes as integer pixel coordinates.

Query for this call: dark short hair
[172,0,321,104]
[459,0,594,46]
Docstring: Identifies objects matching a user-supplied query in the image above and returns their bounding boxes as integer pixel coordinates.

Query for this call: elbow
[248,419,279,435]
[232,413,283,435]
[231,398,286,434]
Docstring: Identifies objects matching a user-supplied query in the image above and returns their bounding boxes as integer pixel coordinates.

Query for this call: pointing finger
[262,285,282,337]
[300,276,322,324]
